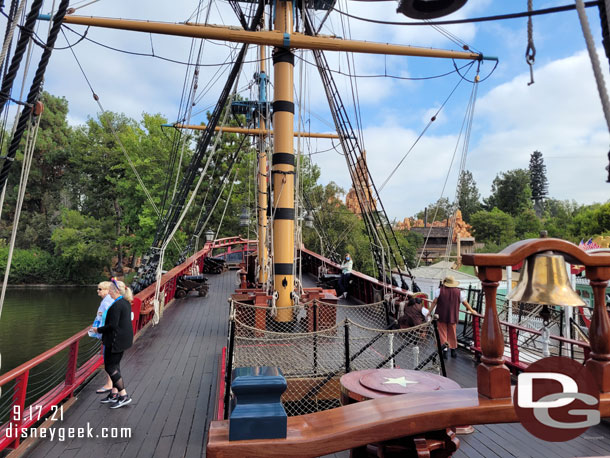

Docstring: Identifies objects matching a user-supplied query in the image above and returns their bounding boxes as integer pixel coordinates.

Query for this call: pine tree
[456,170,482,221]
[529,150,548,217]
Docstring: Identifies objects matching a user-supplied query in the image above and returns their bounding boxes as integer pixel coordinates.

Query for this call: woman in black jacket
[92,278,134,408]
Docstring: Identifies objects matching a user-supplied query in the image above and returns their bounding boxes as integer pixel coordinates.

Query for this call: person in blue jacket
[92,278,134,409]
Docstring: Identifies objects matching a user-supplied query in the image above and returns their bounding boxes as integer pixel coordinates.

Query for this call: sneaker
[110,395,132,409]
[100,393,119,404]
[451,348,457,358]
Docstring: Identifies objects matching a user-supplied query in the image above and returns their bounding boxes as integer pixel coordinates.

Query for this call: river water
[0,287,100,376]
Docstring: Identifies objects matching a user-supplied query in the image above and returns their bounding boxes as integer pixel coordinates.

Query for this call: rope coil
[526,0,536,85]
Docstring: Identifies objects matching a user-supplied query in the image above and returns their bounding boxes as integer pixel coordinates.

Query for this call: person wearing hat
[431,275,477,358]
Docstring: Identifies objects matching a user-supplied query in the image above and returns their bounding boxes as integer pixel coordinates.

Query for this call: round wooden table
[340,368,473,458]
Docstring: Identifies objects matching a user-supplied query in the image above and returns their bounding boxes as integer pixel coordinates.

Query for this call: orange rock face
[344,151,377,215]
[394,210,472,242]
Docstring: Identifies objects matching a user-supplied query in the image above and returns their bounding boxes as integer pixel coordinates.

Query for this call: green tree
[484,169,532,216]
[529,150,548,217]
[470,208,516,246]
[456,170,481,221]
[51,209,115,282]
[597,202,610,233]
[1,92,72,251]
[416,197,452,223]
[569,204,602,240]
[515,208,542,238]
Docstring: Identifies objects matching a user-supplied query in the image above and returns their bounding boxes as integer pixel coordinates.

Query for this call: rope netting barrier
[230,300,441,416]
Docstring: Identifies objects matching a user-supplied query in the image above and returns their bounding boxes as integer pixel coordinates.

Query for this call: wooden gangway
[19,270,236,458]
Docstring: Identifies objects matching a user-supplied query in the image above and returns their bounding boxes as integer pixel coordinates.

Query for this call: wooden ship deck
[14,271,610,458]
[20,271,235,458]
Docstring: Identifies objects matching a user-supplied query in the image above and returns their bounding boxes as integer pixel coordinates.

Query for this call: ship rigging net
[230,298,441,416]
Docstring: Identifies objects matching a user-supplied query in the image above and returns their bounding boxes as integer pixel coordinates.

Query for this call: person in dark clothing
[431,276,477,359]
[92,278,134,408]
[398,297,427,328]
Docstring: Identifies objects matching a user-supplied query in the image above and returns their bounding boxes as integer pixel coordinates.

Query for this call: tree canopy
[484,169,532,216]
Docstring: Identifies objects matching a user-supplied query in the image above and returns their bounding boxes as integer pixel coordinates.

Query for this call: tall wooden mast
[45,9,494,312]
[272,0,295,320]
[257,42,269,285]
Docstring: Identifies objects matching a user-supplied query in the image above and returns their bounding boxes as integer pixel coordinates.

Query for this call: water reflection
[0,287,99,376]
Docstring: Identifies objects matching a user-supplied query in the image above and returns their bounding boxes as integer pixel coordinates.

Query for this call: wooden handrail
[0,240,223,451]
[207,390,610,458]
[464,310,589,349]
[301,246,412,297]
[0,328,89,386]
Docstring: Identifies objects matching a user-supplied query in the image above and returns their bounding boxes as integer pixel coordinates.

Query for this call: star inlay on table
[382,376,419,388]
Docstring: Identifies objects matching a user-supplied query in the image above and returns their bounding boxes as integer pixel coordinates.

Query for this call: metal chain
[526,0,536,85]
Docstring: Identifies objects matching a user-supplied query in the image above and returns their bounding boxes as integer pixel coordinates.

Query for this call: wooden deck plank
[21,271,235,458]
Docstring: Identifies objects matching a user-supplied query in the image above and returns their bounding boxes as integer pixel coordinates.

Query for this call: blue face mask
[345,256,350,261]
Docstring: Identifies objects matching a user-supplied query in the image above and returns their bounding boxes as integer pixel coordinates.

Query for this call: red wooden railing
[302,247,592,374]
[0,237,252,452]
[300,247,414,304]
[470,314,591,373]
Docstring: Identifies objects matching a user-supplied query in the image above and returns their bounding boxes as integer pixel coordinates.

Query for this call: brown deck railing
[300,247,414,304]
[0,237,253,451]
[470,314,591,373]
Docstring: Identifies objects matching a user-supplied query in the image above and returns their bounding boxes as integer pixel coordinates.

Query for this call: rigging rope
[416,69,479,268]
[304,11,417,289]
[166,0,211,213]
[215,167,239,239]
[153,77,243,324]
[328,1,600,27]
[0,0,26,77]
[0,0,69,198]
[61,28,187,257]
[0,109,41,322]
[575,0,610,184]
[444,75,479,261]
[0,0,44,115]
[0,30,33,223]
[526,0,536,85]
[379,68,471,191]
[66,0,100,12]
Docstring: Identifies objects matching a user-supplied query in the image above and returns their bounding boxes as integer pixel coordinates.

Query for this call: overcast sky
[4,0,610,220]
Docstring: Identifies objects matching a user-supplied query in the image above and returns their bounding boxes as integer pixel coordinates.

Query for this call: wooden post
[585,266,610,392]
[65,340,79,388]
[10,371,29,448]
[476,266,511,399]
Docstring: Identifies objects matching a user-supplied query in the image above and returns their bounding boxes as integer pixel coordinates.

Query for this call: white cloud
[310,48,610,220]
[7,1,609,224]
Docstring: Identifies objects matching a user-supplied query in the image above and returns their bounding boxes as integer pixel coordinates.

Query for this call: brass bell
[396,0,468,20]
[507,252,585,307]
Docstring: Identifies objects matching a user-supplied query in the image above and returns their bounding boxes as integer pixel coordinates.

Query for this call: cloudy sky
[4,0,610,220]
